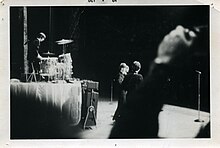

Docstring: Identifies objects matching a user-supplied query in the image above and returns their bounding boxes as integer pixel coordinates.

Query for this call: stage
[10,81,210,139]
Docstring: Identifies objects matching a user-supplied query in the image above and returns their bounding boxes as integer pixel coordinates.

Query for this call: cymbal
[42,51,55,56]
[56,39,73,45]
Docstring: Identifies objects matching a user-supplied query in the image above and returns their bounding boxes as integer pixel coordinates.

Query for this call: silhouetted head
[131,61,141,73]
[37,32,46,42]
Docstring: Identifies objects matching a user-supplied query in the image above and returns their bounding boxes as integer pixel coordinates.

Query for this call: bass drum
[39,57,58,76]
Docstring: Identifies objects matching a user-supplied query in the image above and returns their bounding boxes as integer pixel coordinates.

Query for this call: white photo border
[1,0,220,147]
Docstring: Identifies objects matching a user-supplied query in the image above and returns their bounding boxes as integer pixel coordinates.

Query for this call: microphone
[195,70,201,74]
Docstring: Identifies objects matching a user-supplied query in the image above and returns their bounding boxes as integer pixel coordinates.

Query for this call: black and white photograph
[10,5,210,139]
[1,0,220,147]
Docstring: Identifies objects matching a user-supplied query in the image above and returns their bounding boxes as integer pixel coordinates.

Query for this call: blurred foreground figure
[109,25,197,138]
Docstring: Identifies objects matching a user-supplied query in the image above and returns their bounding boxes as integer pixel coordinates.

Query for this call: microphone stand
[194,70,204,122]
[110,80,113,104]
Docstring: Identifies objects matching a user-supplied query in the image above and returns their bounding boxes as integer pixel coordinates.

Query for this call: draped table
[10,81,82,138]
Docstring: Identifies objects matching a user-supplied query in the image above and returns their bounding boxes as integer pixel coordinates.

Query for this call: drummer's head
[37,32,46,42]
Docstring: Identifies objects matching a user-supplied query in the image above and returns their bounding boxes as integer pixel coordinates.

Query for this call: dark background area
[10,6,210,111]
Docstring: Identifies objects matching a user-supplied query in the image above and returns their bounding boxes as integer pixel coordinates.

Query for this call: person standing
[112,63,129,121]
[27,32,46,73]
[122,61,143,104]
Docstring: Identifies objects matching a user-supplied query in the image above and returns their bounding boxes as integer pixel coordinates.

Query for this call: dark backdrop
[10,6,210,111]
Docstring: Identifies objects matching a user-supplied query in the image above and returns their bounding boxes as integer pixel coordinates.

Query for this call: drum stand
[83,89,97,129]
[27,63,37,82]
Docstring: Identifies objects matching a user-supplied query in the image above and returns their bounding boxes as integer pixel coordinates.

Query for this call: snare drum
[40,57,58,76]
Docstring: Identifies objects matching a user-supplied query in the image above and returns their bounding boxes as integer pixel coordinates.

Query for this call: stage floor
[158,104,210,138]
[61,100,210,139]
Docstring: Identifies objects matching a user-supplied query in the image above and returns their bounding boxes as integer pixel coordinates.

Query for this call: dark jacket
[27,39,41,62]
[112,72,127,121]
[121,72,143,103]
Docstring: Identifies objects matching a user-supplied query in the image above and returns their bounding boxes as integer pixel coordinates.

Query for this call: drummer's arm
[36,52,43,61]
[58,54,64,58]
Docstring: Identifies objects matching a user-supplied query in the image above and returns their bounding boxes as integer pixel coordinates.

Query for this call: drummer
[27,32,46,73]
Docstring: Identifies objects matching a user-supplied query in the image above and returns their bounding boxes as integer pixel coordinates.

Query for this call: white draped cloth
[11,81,82,126]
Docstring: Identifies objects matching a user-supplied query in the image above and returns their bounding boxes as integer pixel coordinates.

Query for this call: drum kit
[39,39,73,81]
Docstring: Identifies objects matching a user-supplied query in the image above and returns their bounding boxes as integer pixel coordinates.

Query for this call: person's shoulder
[139,73,143,78]
[134,73,142,77]
[134,73,143,80]
[33,39,40,44]
[125,73,133,78]
[139,74,144,80]
[118,73,125,79]
[123,73,132,82]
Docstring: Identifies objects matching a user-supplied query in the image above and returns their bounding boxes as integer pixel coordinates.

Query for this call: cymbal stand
[62,44,66,54]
